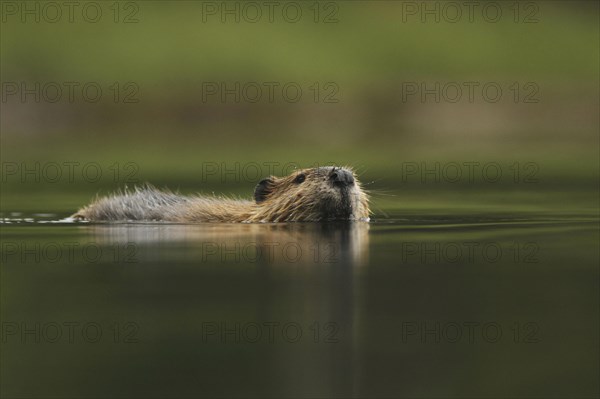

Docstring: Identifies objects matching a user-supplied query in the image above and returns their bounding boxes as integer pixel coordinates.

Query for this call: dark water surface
[1,209,598,398]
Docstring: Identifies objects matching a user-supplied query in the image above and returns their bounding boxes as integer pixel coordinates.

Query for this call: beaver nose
[329,169,355,187]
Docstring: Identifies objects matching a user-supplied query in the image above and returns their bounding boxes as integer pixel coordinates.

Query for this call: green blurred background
[1,0,598,213]
[1,2,599,398]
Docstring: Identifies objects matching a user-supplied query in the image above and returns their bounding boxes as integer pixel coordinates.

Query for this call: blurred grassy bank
[1,1,598,214]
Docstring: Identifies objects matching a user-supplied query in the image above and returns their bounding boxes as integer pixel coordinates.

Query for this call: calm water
[1,206,598,398]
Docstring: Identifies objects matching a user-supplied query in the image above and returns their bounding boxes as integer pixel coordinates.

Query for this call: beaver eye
[294,174,306,184]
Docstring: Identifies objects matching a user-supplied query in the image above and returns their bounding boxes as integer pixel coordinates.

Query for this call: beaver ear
[254,177,274,203]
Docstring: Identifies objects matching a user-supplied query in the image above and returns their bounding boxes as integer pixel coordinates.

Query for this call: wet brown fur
[73,166,370,223]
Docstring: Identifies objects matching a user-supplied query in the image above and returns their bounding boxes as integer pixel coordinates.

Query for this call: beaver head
[251,167,370,222]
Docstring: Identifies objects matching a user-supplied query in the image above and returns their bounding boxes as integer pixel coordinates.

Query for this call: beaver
[73,166,370,223]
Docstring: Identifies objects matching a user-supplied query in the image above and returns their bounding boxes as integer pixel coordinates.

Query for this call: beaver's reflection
[80,222,368,395]
[81,222,369,267]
